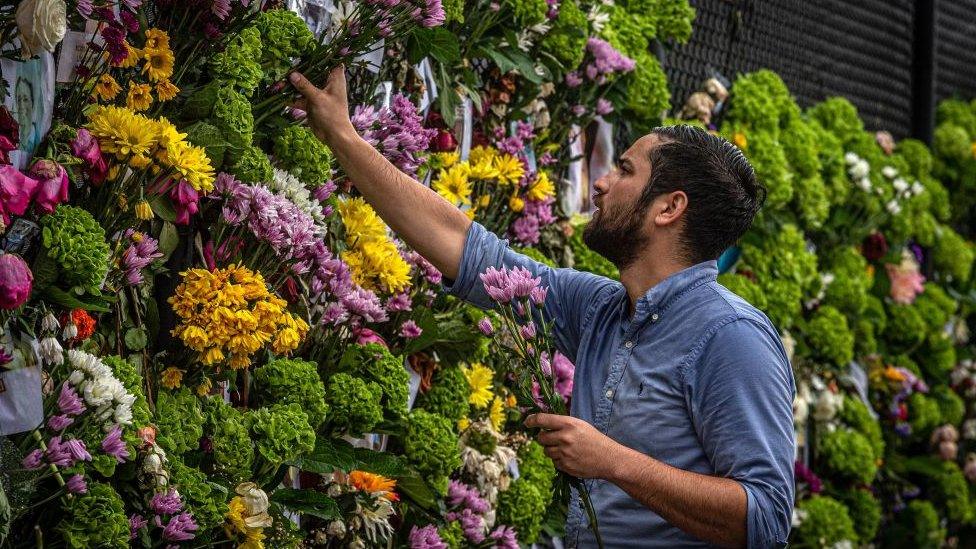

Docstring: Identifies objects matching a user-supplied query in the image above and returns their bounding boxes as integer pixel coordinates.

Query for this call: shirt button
[605,389,614,399]
[651,313,659,322]
[624,340,634,349]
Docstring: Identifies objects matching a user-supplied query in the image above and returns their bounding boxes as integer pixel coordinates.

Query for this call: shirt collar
[633,260,719,316]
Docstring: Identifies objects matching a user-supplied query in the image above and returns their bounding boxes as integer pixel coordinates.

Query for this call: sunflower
[143,28,171,51]
[463,363,494,409]
[156,79,180,101]
[526,170,555,201]
[349,470,398,501]
[126,83,153,112]
[142,46,175,82]
[493,153,525,185]
[433,164,472,206]
[93,74,122,101]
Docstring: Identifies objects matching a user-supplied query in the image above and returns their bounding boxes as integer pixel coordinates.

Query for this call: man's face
[583,134,661,268]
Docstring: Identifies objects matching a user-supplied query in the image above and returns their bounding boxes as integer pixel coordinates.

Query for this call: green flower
[497,478,548,544]
[739,224,818,329]
[404,410,461,490]
[204,397,254,483]
[252,9,316,82]
[932,461,973,524]
[932,224,974,284]
[793,496,856,548]
[325,373,383,436]
[518,441,556,495]
[822,247,871,317]
[339,344,410,419]
[210,26,264,92]
[817,428,877,485]
[231,145,275,183]
[937,99,976,136]
[908,393,941,440]
[887,500,945,549]
[896,138,934,179]
[417,365,470,423]
[740,130,792,209]
[931,385,965,427]
[540,0,587,69]
[40,205,110,292]
[807,97,866,148]
[170,456,229,532]
[625,50,671,132]
[272,125,334,187]
[838,396,884,460]
[57,482,129,548]
[718,273,767,311]
[837,488,881,544]
[443,0,464,22]
[211,85,255,154]
[155,387,205,456]
[884,302,927,351]
[807,118,850,206]
[248,402,316,466]
[504,0,548,25]
[724,70,796,133]
[654,0,695,43]
[439,521,465,548]
[254,357,329,428]
[919,333,957,382]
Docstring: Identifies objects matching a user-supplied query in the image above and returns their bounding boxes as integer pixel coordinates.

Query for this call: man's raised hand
[289,66,354,145]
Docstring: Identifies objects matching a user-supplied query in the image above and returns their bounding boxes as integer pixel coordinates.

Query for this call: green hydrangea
[626,50,670,132]
[325,373,384,436]
[807,118,850,206]
[518,441,556,495]
[740,130,793,209]
[404,410,461,491]
[763,278,802,330]
[718,273,767,310]
[654,0,695,43]
[933,461,973,524]
[923,177,952,222]
[931,385,965,427]
[254,358,328,428]
[57,482,129,548]
[418,365,470,423]
[725,70,795,133]
[839,396,884,460]
[439,520,465,548]
[897,138,934,179]
[793,496,856,548]
[497,479,548,544]
[853,319,878,356]
[540,0,587,69]
[231,145,274,183]
[252,9,316,82]
[937,99,976,136]
[896,500,945,549]
[919,333,957,381]
[155,387,205,456]
[838,488,881,543]
[569,220,619,279]
[443,0,464,22]
[933,123,971,165]
[782,114,821,177]
[863,295,887,333]
[40,205,110,292]
[514,246,556,268]
[909,393,941,439]
[184,120,228,169]
[204,397,254,483]
[211,84,255,153]
[802,307,854,368]
[273,125,333,187]
[791,175,829,230]
[807,97,865,147]
[248,403,315,466]
[340,344,410,419]
[884,303,927,351]
[170,456,228,532]
[892,353,921,377]
[822,247,871,317]
[932,224,974,284]
[601,5,650,60]
[505,0,548,25]
[210,26,264,92]
[818,428,877,484]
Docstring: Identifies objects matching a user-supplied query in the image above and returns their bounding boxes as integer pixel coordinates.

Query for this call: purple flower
[64,438,92,463]
[551,352,575,399]
[403,250,442,284]
[212,0,231,19]
[490,525,519,549]
[529,286,547,306]
[102,424,130,463]
[45,436,72,466]
[478,317,494,336]
[595,98,614,116]
[400,320,423,339]
[565,71,583,88]
[157,512,198,541]
[520,323,536,340]
[129,514,148,540]
[120,10,140,32]
[314,181,338,202]
[22,449,43,469]
[571,104,587,117]
[151,489,183,516]
[351,95,436,177]
[586,38,636,76]
[100,24,128,65]
[341,287,388,324]
[480,267,516,303]
[58,383,85,416]
[386,292,412,312]
[121,230,163,286]
[47,414,74,431]
[0,346,11,366]
[76,0,93,17]
[511,214,540,245]
[457,508,486,543]
[409,525,447,549]
[66,474,87,494]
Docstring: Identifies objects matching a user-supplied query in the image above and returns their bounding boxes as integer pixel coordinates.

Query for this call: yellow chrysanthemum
[156,79,180,101]
[153,117,188,152]
[493,153,525,185]
[509,195,524,212]
[349,470,398,501]
[458,417,471,431]
[196,377,213,397]
[463,363,494,409]
[733,132,747,150]
[86,106,158,160]
[142,46,175,82]
[114,42,142,68]
[338,197,388,244]
[526,171,555,201]
[468,158,500,181]
[94,74,122,101]
[434,164,472,206]
[342,239,411,293]
[126,83,153,112]
[160,367,184,389]
[468,145,497,166]
[162,141,215,192]
[144,28,171,51]
[478,195,491,208]
[436,151,460,168]
[489,396,505,432]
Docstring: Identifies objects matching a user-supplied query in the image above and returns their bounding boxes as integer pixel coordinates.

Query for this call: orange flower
[61,308,96,341]
[883,366,906,383]
[349,470,398,501]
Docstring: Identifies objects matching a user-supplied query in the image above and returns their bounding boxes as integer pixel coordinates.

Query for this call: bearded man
[291,67,795,548]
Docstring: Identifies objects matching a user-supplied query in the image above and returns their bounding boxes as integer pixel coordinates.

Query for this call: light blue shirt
[447,223,795,548]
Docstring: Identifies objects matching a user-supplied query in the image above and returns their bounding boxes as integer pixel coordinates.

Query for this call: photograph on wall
[1,48,55,170]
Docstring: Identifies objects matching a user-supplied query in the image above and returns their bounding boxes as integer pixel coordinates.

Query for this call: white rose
[15,0,67,57]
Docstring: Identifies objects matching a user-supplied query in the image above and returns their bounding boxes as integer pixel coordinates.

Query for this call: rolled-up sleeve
[444,222,617,361]
[685,317,796,548]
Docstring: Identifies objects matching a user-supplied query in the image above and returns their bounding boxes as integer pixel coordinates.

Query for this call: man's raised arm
[289,67,471,280]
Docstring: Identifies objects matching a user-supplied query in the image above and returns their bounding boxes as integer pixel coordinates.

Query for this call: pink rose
[353,327,387,348]
[28,159,69,214]
[0,253,33,309]
[886,261,925,305]
[0,165,39,225]
[169,179,199,225]
[70,128,107,183]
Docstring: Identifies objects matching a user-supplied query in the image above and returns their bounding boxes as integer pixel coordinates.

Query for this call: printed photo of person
[1,49,55,170]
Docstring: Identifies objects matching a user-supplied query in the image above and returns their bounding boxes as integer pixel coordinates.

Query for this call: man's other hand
[526,413,621,479]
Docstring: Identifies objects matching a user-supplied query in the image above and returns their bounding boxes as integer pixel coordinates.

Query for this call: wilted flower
[0,253,32,309]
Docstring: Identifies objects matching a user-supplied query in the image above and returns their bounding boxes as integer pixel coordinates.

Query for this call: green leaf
[295,435,357,474]
[43,286,111,312]
[149,195,178,224]
[158,221,179,261]
[124,327,147,351]
[506,49,544,84]
[144,298,159,347]
[30,247,58,291]
[270,489,341,520]
[409,27,461,65]
[394,474,437,510]
[352,448,409,477]
[481,47,518,74]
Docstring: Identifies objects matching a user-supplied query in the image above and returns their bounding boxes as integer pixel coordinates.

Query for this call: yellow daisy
[526,170,555,201]
[493,153,525,185]
[126,83,153,112]
[86,106,158,160]
[468,158,500,181]
[489,396,505,432]
[338,197,389,244]
[162,141,215,192]
[436,150,460,168]
[160,367,184,389]
[342,239,411,294]
[143,28,171,51]
[468,145,497,166]
[114,42,142,68]
[433,164,472,206]
[156,79,180,101]
[463,363,494,409]
[94,74,122,101]
[142,46,175,82]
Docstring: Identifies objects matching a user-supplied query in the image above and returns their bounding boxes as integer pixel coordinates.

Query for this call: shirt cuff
[441,221,488,300]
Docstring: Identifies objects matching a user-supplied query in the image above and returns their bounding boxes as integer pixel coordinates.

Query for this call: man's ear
[654,191,688,227]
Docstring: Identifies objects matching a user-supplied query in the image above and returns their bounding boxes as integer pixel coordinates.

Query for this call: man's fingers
[537,430,561,447]
[526,413,567,430]
[289,71,321,98]
[325,64,346,93]
[543,445,562,460]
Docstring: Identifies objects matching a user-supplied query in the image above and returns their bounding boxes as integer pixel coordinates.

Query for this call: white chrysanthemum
[68,369,84,385]
[893,177,909,192]
[856,178,872,192]
[881,165,898,179]
[911,181,925,196]
[886,200,901,215]
[588,4,610,33]
[843,151,859,164]
[266,168,326,224]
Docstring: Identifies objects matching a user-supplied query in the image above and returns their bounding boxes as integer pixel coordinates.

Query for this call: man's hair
[639,125,766,264]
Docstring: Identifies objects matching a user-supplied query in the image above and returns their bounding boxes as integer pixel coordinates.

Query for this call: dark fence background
[662,0,976,142]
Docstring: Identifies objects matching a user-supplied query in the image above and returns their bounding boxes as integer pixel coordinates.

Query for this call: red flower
[862,232,889,262]
[62,308,96,342]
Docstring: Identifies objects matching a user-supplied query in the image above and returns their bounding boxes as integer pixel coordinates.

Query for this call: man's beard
[582,202,649,270]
